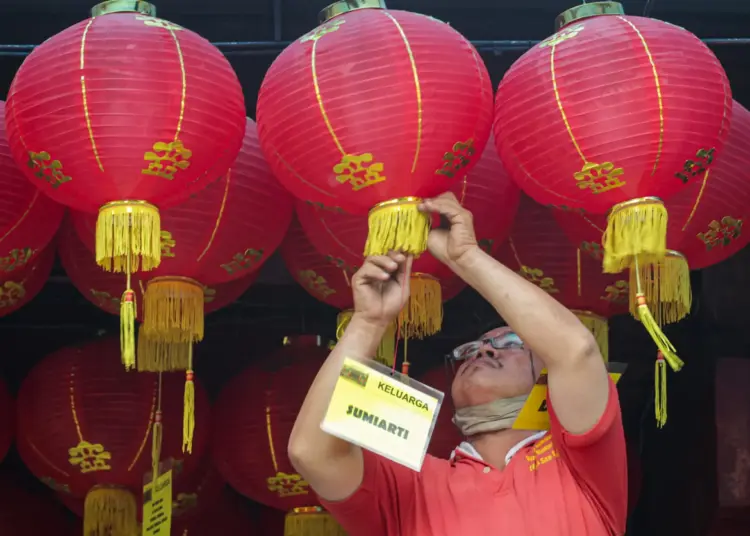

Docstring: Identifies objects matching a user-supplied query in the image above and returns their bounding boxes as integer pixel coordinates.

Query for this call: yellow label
[321,358,441,471]
[513,363,626,431]
[142,470,172,536]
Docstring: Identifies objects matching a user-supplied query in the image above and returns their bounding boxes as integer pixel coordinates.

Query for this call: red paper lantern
[0,472,73,536]
[212,336,345,535]
[494,2,731,274]
[416,365,462,459]
[0,101,64,275]
[0,378,13,464]
[175,487,256,536]
[0,240,55,318]
[257,0,493,258]
[17,337,210,536]
[494,194,630,361]
[5,1,245,298]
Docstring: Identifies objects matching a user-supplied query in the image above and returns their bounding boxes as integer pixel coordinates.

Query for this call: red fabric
[59,219,258,318]
[415,366,462,459]
[295,137,520,283]
[16,337,210,499]
[71,118,292,284]
[212,336,330,510]
[5,12,245,213]
[0,101,64,273]
[0,471,73,535]
[494,195,629,318]
[0,239,56,318]
[495,15,731,213]
[257,9,493,214]
[175,487,256,535]
[0,377,13,464]
[321,380,627,535]
[554,100,750,271]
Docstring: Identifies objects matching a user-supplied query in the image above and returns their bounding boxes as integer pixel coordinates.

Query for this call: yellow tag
[513,362,626,431]
[321,357,442,471]
[142,469,172,536]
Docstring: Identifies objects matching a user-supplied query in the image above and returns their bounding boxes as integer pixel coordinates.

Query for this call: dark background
[1,0,749,534]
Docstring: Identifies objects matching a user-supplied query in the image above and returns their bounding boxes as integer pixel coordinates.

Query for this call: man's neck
[469,429,539,469]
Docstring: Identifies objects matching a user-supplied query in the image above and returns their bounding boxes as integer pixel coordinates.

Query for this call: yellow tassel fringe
[603,197,667,274]
[336,310,397,366]
[364,198,429,257]
[142,277,204,343]
[284,507,347,536]
[84,486,138,536]
[137,326,191,372]
[398,274,442,339]
[629,250,691,326]
[655,354,668,428]
[96,200,161,273]
[120,289,136,370]
[573,310,609,363]
[635,293,684,373]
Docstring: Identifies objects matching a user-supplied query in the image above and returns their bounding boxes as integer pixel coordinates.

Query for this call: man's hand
[352,252,413,327]
[419,192,479,267]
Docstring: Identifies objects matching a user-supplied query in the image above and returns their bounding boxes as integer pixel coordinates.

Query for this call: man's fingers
[355,255,400,282]
[395,254,414,281]
[419,193,464,221]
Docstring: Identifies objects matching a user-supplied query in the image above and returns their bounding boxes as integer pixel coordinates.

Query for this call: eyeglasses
[450,332,525,362]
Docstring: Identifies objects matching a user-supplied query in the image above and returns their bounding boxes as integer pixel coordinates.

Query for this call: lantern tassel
[398,274,443,339]
[84,485,138,536]
[120,289,136,370]
[655,352,668,428]
[336,310,397,366]
[284,507,347,536]
[635,293,684,373]
[142,276,204,343]
[628,250,691,326]
[364,198,429,257]
[602,197,667,274]
[137,327,191,372]
[573,310,609,363]
[96,200,161,273]
[183,345,195,454]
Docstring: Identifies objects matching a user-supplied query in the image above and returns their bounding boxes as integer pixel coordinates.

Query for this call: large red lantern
[175,487,256,536]
[494,2,731,277]
[416,365,462,459]
[0,239,55,318]
[0,472,73,536]
[0,378,13,464]
[295,139,514,338]
[0,101,64,275]
[5,1,246,329]
[257,0,493,258]
[212,336,345,536]
[17,337,210,536]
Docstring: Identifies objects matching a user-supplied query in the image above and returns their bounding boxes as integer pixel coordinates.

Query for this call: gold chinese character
[601,280,629,304]
[135,16,184,31]
[518,266,558,293]
[334,153,386,191]
[539,23,585,48]
[299,269,336,298]
[220,248,264,275]
[478,238,495,255]
[27,151,71,189]
[305,200,345,213]
[675,147,716,184]
[160,230,176,257]
[68,440,112,473]
[0,281,25,308]
[436,139,475,178]
[325,255,358,274]
[0,248,35,272]
[142,141,192,180]
[574,161,626,194]
[300,19,345,43]
[202,285,216,303]
[266,471,310,497]
[697,216,743,251]
[580,241,604,260]
[90,289,120,309]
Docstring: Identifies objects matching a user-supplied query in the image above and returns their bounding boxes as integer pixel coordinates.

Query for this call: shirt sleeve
[548,378,628,534]
[318,449,420,536]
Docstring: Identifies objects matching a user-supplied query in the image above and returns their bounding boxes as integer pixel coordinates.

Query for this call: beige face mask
[451,395,529,437]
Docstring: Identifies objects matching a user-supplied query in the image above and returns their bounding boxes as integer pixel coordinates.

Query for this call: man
[289,192,627,535]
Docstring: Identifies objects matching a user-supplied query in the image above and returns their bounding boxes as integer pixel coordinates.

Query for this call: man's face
[450,327,542,409]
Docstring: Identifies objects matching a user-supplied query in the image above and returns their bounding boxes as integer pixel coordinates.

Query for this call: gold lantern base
[602,196,668,274]
[398,273,443,339]
[364,197,430,258]
[142,276,205,343]
[84,485,138,536]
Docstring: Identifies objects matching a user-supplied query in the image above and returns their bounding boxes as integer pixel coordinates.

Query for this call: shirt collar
[450,430,548,466]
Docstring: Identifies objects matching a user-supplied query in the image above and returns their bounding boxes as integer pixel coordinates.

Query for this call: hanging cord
[120,214,136,369]
[391,265,412,376]
[183,345,195,453]
[151,372,163,488]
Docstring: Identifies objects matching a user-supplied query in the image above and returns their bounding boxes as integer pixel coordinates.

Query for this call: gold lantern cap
[91,0,157,17]
[555,1,624,30]
[319,0,386,24]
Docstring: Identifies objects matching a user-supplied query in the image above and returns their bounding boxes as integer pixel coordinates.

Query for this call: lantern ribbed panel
[59,220,259,317]
[416,366,462,459]
[0,102,64,273]
[0,240,55,318]
[495,15,731,212]
[0,378,13,464]
[16,337,210,498]
[71,118,293,284]
[212,337,329,510]
[0,472,72,535]
[5,12,245,212]
[257,9,493,214]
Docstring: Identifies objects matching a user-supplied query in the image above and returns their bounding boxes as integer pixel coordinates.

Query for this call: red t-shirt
[320,379,627,535]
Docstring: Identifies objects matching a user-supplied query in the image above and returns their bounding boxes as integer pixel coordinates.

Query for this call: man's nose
[478,345,496,358]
